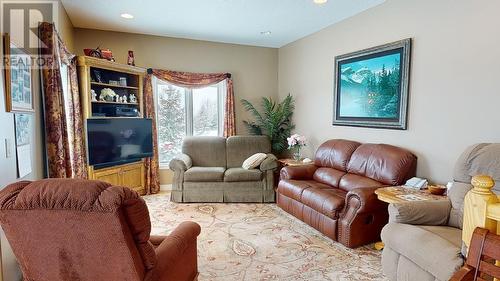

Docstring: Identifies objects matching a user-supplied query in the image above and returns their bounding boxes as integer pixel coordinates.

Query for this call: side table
[374,185,449,250]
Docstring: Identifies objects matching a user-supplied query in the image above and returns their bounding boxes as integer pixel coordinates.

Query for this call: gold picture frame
[2,33,34,113]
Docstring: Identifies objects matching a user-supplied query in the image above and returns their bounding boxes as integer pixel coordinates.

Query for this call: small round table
[373,186,448,250]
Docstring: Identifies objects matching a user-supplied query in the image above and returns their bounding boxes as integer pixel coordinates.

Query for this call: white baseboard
[160,184,172,191]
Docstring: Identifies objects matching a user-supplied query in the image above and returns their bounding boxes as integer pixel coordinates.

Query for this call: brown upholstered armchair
[0,179,201,281]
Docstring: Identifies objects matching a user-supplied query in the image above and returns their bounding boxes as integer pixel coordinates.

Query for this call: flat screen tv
[87,118,153,168]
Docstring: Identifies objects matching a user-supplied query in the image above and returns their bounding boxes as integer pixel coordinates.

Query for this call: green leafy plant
[241,94,295,154]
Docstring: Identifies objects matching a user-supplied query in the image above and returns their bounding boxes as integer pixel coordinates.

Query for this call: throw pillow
[242,153,267,169]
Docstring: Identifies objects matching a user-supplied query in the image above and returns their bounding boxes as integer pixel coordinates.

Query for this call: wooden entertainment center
[77,56,147,195]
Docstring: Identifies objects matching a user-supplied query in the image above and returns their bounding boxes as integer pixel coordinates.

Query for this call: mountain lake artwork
[333,39,411,129]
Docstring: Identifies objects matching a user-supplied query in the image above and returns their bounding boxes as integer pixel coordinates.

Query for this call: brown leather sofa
[277,139,417,248]
[0,179,201,281]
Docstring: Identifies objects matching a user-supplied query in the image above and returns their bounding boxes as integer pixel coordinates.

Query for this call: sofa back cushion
[183,136,227,167]
[226,136,271,168]
[314,139,361,171]
[454,143,500,194]
[347,143,417,186]
[313,167,346,188]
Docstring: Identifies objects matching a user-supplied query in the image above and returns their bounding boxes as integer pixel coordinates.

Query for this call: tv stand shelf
[77,56,147,195]
[88,161,145,195]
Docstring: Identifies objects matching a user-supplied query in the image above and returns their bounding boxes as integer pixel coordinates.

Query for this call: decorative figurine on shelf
[92,69,103,83]
[100,88,117,102]
[129,94,137,103]
[127,50,135,66]
[91,89,97,101]
[115,95,120,103]
[122,95,128,103]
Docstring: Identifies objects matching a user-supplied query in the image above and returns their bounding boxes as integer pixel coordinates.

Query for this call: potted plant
[241,94,295,155]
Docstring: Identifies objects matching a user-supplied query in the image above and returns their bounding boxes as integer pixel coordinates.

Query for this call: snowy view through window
[156,80,224,164]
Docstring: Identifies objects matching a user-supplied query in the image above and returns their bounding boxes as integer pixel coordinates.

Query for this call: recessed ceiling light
[120,13,134,19]
[313,0,327,4]
[260,31,272,36]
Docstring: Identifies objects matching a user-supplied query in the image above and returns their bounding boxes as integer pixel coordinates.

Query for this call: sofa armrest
[339,187,388,248]
[153,221,201,281]
[280,165,317,180]
[260,154,278,171]
[344,187,386,214]
[388,200,451,225]
[169,154,192,171]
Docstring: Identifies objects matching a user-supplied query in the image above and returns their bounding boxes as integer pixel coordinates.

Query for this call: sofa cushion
[224,168,262,182]
[388,200,451,225]
[347,143,417,186]
[314,139,361,171]
[338,174,384,192]
[182,136,226,167]
[226,136,271,168]
[313,167,346,188]
[301,188,346,218]
[242,153,267,169]
[184,167,225,182]
[381,223,463,281]
[277,180,331,201]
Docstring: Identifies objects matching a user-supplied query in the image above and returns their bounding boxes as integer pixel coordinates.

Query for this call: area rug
[144,192,386,281]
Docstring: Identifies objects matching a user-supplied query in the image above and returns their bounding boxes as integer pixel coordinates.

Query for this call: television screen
[87,118,153,167]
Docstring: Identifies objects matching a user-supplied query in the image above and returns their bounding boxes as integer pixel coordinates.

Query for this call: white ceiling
[61,0,385,48]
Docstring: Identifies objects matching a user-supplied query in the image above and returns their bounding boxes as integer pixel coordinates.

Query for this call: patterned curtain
[143,75,160,194]
[39,22,87,178]
[147,69,236,137]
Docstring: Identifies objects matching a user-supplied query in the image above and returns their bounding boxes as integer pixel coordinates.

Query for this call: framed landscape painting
[333,38,411,129]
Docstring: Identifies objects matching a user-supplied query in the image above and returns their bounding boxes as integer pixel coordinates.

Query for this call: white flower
[287,134,307,149]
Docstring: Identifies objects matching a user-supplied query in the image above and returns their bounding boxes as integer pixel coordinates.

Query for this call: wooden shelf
[92,100,139,105]
[78,55,146,195]
[91,81,138,90]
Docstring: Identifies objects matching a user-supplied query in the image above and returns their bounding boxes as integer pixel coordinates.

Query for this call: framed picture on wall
[14,113,33,178]
[333,38,411,129]
[2,33,34,113]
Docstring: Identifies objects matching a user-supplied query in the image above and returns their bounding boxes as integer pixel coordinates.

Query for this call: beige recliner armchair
[381,143,500,281]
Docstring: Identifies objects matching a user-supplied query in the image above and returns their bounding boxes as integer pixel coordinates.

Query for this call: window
[154,78,225,165]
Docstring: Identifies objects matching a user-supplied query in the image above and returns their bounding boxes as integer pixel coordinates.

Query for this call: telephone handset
[404,177,428,190]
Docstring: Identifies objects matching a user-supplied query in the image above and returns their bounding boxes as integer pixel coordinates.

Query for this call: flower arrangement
[287,134,307,160]
[100,88,117,101]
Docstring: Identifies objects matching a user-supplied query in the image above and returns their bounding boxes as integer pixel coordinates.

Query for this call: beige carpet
[144,192,386,281]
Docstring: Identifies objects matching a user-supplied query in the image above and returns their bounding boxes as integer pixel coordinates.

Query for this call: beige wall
[58,1,75,52]
[73,28,279,184]
[278,0,500,184]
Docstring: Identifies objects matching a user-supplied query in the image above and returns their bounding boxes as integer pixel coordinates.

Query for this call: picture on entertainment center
[333,38,411,129]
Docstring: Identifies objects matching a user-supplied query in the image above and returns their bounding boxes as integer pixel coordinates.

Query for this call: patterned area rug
[144,192,386,281]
